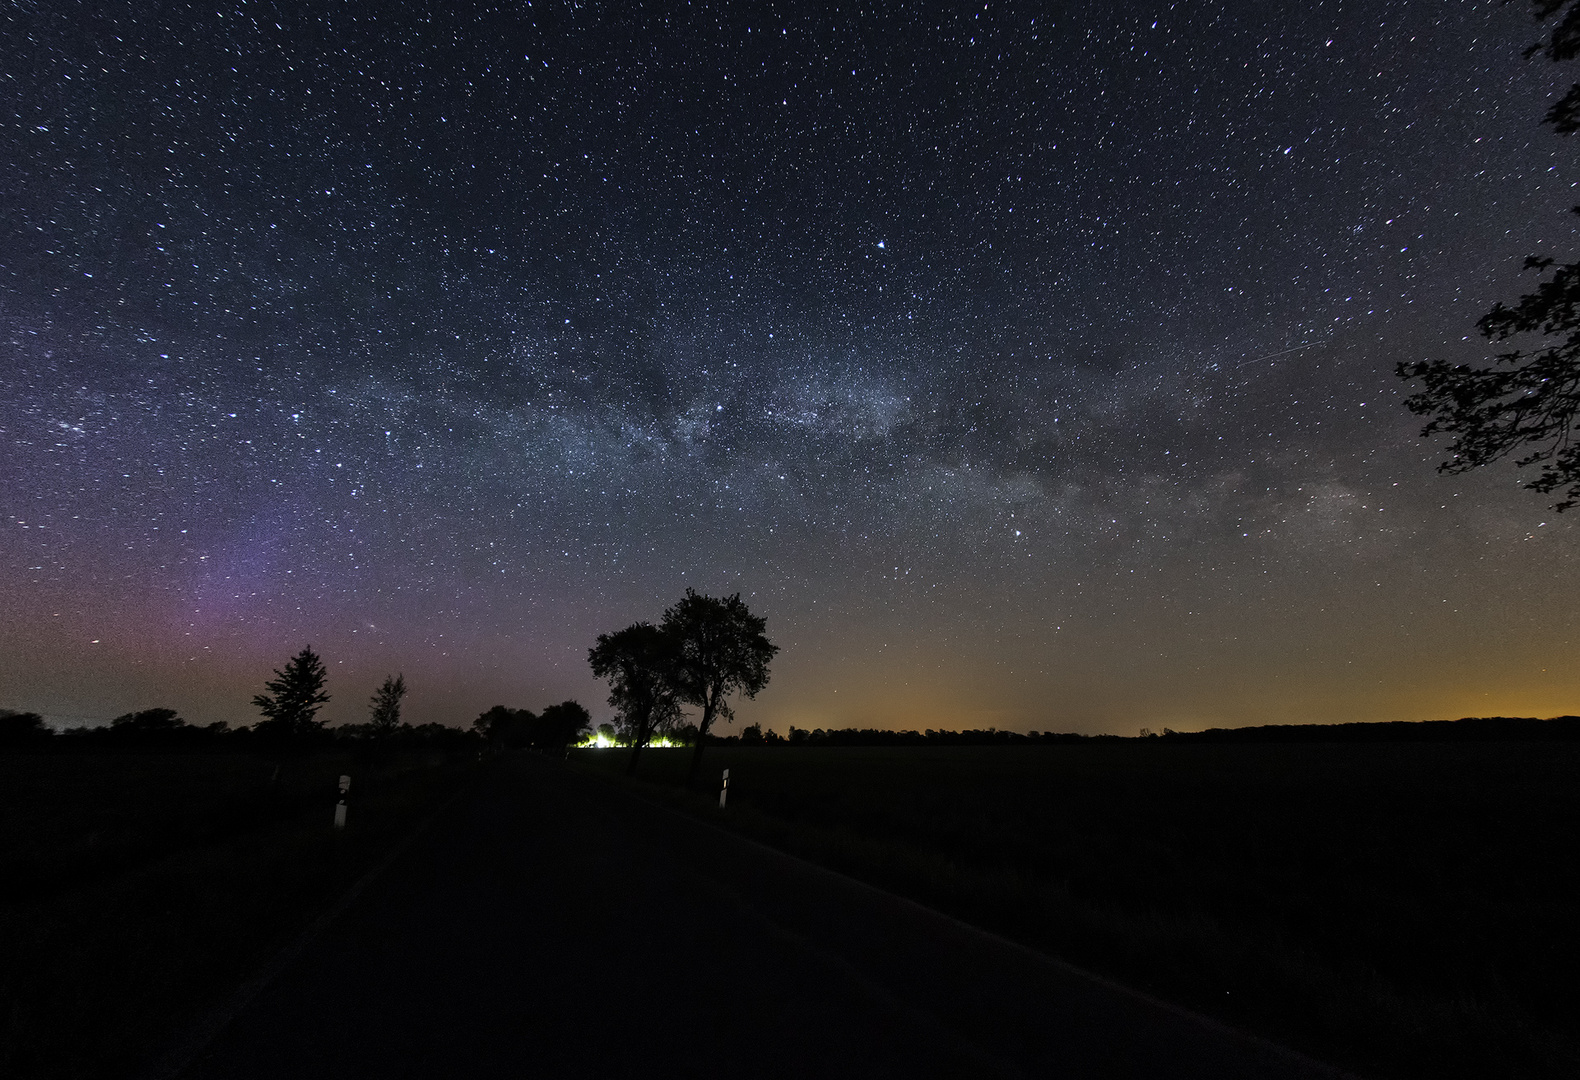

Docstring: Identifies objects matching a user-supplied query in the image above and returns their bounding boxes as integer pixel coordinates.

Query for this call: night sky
[5,0,1579,735]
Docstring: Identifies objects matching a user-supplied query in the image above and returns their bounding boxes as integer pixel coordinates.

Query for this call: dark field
[0,748,478,1080]
[572,742,1580,1080]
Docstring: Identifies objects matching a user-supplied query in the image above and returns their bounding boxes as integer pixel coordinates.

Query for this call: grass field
[0,747,479,1080]
[571,742,1580,1080]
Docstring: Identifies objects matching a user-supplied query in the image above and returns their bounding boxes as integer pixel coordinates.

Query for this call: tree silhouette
[536,700,592,754]
[660,589,778,785]
[589,621,682,775]
[472,705,535,748]
[252,646,331,740]
[106,708,187,745]
[0,709,49,745]
[1526,0,1580,134]
[368,674,407,737]
[1398,1,1580,509]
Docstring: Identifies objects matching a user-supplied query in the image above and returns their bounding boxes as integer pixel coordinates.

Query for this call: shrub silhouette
[0,709,49,745]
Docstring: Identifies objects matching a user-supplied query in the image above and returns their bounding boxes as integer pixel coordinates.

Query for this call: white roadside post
[334,774,350,829]
[719,768,729,809]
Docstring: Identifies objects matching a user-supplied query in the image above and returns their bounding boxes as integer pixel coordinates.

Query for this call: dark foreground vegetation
[572,737,1580,1080]
[0,743,480,1080]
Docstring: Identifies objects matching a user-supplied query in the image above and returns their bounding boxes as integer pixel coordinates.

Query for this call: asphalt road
[174,755,1353,1080]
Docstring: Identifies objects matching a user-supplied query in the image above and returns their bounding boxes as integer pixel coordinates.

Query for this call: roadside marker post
[719,768,729,809]
[334,774,350,829]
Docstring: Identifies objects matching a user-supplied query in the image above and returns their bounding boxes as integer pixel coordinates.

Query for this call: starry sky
[5,0,1580,735]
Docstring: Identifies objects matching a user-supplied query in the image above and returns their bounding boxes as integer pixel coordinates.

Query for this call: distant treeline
[0,701,595,753]
[0,707,477,750]
[472,702,591,751]
[1145,715,1580,743]
[714,715,1580,746]
[6,708,1580,750]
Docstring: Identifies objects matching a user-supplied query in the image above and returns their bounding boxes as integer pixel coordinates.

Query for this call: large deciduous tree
[536,700,592,755]
[1398,1,1580,509]
[661,589,778,785]
[473,705,535,748]
[252,645,331,740]
[588,621,682,776]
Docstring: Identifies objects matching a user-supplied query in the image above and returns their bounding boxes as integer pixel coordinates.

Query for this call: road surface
[173,755,1352,1079]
